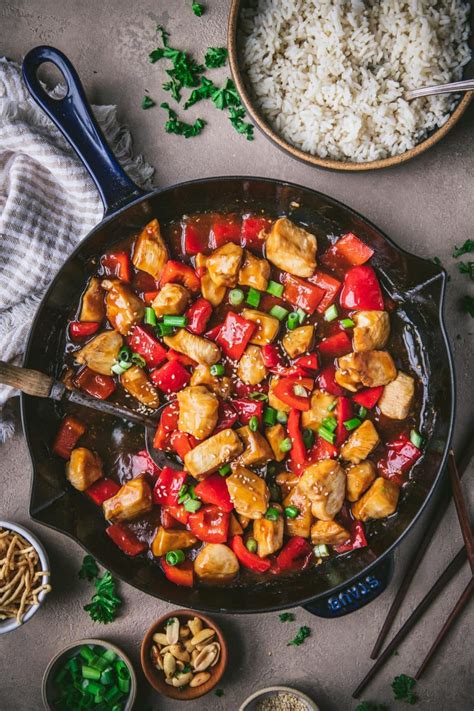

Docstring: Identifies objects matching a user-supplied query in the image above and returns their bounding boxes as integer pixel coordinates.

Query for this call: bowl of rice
[228,0,473,170]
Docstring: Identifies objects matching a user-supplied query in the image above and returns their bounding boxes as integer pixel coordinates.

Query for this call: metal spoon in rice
[405,78,474,100]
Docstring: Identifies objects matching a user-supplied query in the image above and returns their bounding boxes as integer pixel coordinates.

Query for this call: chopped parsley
[355,703,388,711]
[287,625,310,646]
[78,555,99,582]
[184,76,216,109]
[229,105,254,140]
[458,261,474,280]
[215,689,225,697]
[149,35,205,103]
[452,239,474,258]
[161,102,206,138]
[205,47,228,68]
[461,294,474,316]
[392,674,417,704]
[432,256,443,267]
[211,78,241,110]
[279,612,295,622]
[83,571,122,624]
[142,95,156,109]
[192,2,204,16]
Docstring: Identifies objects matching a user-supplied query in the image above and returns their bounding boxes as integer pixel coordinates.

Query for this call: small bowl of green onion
[42,638,136,711]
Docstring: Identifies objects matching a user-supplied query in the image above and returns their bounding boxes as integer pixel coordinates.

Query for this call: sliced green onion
[248,415,259,432]
[270,305,289,321]
[410,429,423,449]
[313,543,330,558]
[327,400,337,412]
[340,318,355,329]
[83,680,103,695]
[81,665,101,681]
[218,463,231,476]
[131,352,146,368]
[245,537,257,553]
[156,321,175,337]
[100,668,115,685]
[249,391,268,401]
[293,384,307,397]
[246,287,261,308]
[229,288,244,305]
[267,280,284,297]
[284,505,299,519]
[111,361,132,375]
[265,506,280,521]
[287,312,300,330]
[118,346,131,362]
[302,428,314,449]
[144,306,157,326]
[102,649,117,663]
[296,308,306,324]
[344,417,362,431]
[358,405,368,418]
[318,426,335,444]
[188,484,198,500]
[322,416,337,432]
[163,314,187,327]
[324,304,339,322]
[165,549,186,566]
[263,407,277,426]
[276,410,288,424]
[184,498,201,513]
[279,437,292,452]
[210,363,225,376]
[104,686,122,703]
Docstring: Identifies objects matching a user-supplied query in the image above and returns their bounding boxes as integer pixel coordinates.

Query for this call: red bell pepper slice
[186,298,213,335]
[211,215,241,248]
[334,521,368,554]
[52,415,86,459]
[132,449,161,478]
[161,558,194,587]
[309,270,342,313]
[306,436,338,463]
[101,251,131,282]
[127,324,167,368]
[160,260,201,293]
[276,536,313,572]
[69,321,100,340]
[74,367,116,400]
[353,386,384,409]
[86,477,121,505]
[153,401,179,450]
[182,220,209,255]
[214,401,239,433]
[106,523,147,556]
[170,431,197,460]
[335,396,353,446]
[143,290,159,305]
[261,344,286,373]
[377,433,422,486]
[150,360,191,393]
[272,377,313,411]
[317,364,344,396]
[287,409,306,466]
[166,349,197,368]
[283,274,326,313]
[153,467,187,506]
[161,507,178,529]
[233,398,264,426]
[205,323,223,341]
[322,233,374,271]
[340,265,384,311]
[216,311,256,361]
[194,474,233,512]
[133,269,158,293]
[230,535,271,573]
[318,331,352,358]
[188,505,230,543]
[163,504,190,526]
[241,215,272,246]
[286,353,320,377]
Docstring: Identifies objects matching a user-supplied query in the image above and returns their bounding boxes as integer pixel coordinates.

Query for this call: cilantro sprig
[84,570,122,624]
[287,625,310,646]
[392,674,417,704]
[78,555,99,582]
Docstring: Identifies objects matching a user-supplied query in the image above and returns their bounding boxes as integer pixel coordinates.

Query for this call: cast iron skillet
[20,46,455,616]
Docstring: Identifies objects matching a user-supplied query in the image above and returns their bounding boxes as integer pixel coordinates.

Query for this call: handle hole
[36,62,68,100]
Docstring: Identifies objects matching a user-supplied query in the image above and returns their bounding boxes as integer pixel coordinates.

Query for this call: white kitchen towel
[0,58,154,441]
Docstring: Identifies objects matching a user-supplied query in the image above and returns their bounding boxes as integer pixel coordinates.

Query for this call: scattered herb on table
[184,76,216,109]
[149,32,205,103]
[432,256,442,267]
[392,674,417,704]
[458,261,474,280]
[84,570,122,624]
[205,47,228,68]
[142,95,156,109]
[215,688,225,697]
[287,625,310,646]
[229,105,254,140]
[211,78,241,110]
[355,703,388,711]
[461,294,474,316]
[78,555,99,582]
[279,612,295,622]
[161,102,206,138]
[192,2,204,16]
[452,239,474,258]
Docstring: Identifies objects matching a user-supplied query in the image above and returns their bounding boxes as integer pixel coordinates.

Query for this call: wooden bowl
[140,609,227,701]
[228,0,473,171]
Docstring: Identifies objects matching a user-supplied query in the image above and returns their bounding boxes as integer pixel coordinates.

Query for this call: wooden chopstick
[448,450,474,572]
[370,435,474,659]
[352,546,467,699]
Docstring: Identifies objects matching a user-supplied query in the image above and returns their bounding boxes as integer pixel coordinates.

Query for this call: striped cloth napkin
[0,58,154,441]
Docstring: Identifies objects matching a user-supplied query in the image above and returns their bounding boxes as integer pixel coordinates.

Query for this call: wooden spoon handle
[0,361,54,398]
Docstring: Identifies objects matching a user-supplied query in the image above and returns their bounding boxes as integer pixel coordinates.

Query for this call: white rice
[239,0,471,162]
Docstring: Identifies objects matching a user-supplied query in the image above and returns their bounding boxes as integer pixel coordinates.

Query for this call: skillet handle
[0,361,54,398]
[22,46,146,216]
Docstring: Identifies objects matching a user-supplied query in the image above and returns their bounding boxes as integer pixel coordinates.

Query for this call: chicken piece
[183,428,243,479]
[196,254,226,307]
[238,250,270,291]
[206,243,243,288]
[301,389,337,432]
[253,504,284,557]
[352,477,400,521]
[177,385,219,440]
[266,424,287,463]
[237,426,273,467]
[296,460,346,521]
[132,218,168,280]
[226,465,270,519]
[266,217,317,278]
[103,477,152,522]
[237,513,251,530]
[237,345,268,385]
[242,309,280,346]
[353,311,390,352]
[66,447,103,491]
[75,330,123,375]
[194,543,239,584]
[190,365,232,399]
[120,366,160,409]
[164,329,220,366]
[275,471,299,498]
[346,461,377,502]
[101,278,145,336]
[378,371,415,420]
[229,513,244,536]
[282,325,314,359]
[151,527,197,557]
[283,488,312,538]
[311,520,349,546]
[340,420,380,464]
[79,277,105,322]
[335,351,397,392]
[151,283,190,318]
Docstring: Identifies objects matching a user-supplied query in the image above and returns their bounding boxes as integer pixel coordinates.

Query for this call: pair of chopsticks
[353,441,473,699]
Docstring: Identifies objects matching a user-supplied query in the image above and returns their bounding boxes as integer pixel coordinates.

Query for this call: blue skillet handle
[22,46,146,216]
[303,554,394,618]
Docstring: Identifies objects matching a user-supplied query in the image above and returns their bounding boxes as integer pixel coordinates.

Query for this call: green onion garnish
[218,464,231,476]
[287,312,300,330]
[344,417,362,431]
[184,498,201,513]
[358,405,368,418]
[82,665,101,681]
[284,505,299,519]
[267,280,284,297]
[324,304,339,322]
[313,544,330,558]
[163,314,187,327]
[279,437,292,452]
[131,353,146,368]
[276,410,288,424]
[327,400,337,412]
[111,361,132,375]
[318,426,335,444]
[144,306,157,326]
[156,322,175,337]
[321,416,337,432]
[249,391,268,401]
[246,287,261,308]
[263,407,277,426]
[296,308,306,324]
[165,549,185,566]
[210,363,225,376]
[410,429,423,449]
[265,506,280,521]
[340,318,355,329]
[270,305,289,321]
[303,428,314,449]
[229,288,245,305]
[245,537,257,553]
[248,415,259,432]
[118,346,131,362]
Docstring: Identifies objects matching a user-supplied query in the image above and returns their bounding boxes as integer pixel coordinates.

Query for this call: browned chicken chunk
[253,504,284,557]
[226,465,270,519]
[194,543,239,584]
[266,424,287,463]
[183,429,243,479]
[352,477,400,521]
[101,278,145,336]
[378,371,415,420]
[151,283,190,317]
[196,253,226,307]
[301,389,337,432]
[275,471,299,498]
[120,365,160,409]
[207,243,243,288]
[335,351,397,391]
[237,425,273,467]
[151,527,197,557]
[66,447,103,491]
[346,461,377,502]
[75,330,123,375]
[79,277,105,322]
[237,345,268,385]
[282,324,314,359]
[296,460,346,521]
[177,385,219,440]
[353,311,390,352]
[340,420,380,464]
[238,250,271,291]
[164,329,220,366]
[132,218,168,280]
[242,309,280,346]
[266,217,317,277]
[283,488,312,538]
[190,365,232,399]
[311,520,349,546]
[103,477,152,522]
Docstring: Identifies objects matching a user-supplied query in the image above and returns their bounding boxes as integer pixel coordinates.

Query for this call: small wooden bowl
[228,0,473,171]
[140,609,227,701]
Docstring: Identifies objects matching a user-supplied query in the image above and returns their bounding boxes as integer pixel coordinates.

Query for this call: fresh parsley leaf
[83,571,122,624]
[211,78,241,110]
[215,689,224,697]
[432,256,442,267]
[161,102,206,138]
[184,76,216,109]
[458,261,474,280]
[453,239,474,258]
[78,555,99,582]
[279,612,295,622]
[392,674,417,704]
[156,24,170,46]
[192,2,204,16]
[148,31,205,101]
[287,625,310,646]
[205,47,228,69]
[229,105,254,140]
[355,703,388,711]
[461,294,474,316]
[142,95,156,109]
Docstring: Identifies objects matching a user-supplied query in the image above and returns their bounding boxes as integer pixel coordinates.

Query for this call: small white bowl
[240,685,320,711]
[0,520,51,635]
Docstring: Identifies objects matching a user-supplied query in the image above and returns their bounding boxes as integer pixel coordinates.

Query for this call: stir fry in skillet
[53,212,424,588]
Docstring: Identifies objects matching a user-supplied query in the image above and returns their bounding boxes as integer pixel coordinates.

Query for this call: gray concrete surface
[1,1,473,709]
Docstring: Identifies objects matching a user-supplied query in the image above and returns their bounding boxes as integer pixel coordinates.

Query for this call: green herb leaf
[184,76,216,109]
[192,2,204,16]
[392,674,417,704]
[458,261,474,280]
[161,102,206,138]
[156,25,170,46]
[452,239,474,258]
[142,95,156,110]
[432,256,442,267]
[205,47,228,68]
[210,78,241,110]
[279,612,295,622]
[83,571,122,624]
[215,689,225,697]
[355,703,388,711]
[78,555,99,582]
[287,625,310,646]
[228,105,254,140]
[461,294,474,317]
